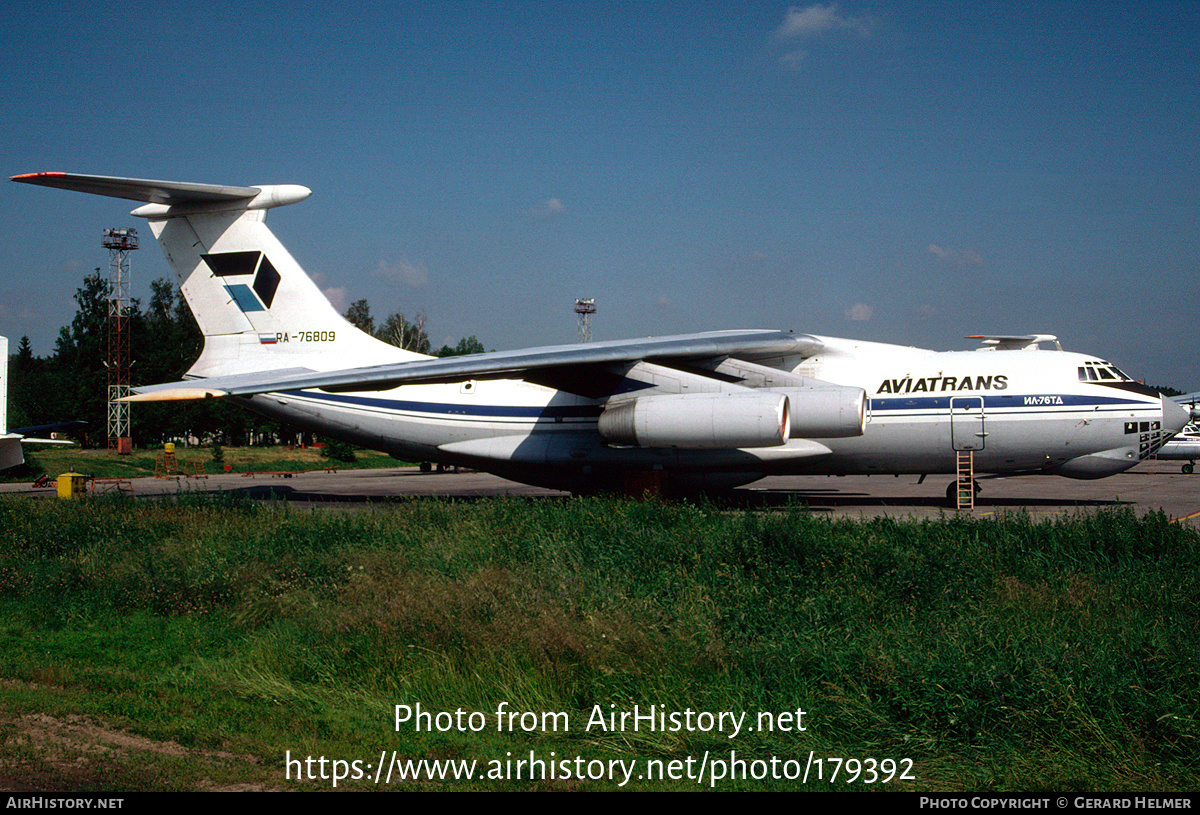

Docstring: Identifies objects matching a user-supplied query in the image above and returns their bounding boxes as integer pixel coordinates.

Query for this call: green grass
[0,495,1196,791]
[3,445,408,482]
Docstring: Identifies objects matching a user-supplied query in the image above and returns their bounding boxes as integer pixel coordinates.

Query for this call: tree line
[7,271,486,448]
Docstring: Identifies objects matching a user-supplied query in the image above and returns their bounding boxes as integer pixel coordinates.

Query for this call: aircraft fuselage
[239,335,1182,492]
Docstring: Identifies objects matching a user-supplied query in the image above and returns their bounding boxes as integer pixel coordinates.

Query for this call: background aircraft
[0,336,80,470]
[12,173,1190,496]
[1155,393,1200,474]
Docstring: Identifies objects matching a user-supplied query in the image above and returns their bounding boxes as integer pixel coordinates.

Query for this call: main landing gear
[419,461,460,474]
[946,478,981,508]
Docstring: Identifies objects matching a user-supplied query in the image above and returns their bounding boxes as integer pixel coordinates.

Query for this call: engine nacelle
[778,386,867,438]
[598,392,790,449]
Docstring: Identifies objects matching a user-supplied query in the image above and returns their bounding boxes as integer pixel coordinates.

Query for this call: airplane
[11,172,1191,500]
[1154,393,1200,474]
[0,336,79,470]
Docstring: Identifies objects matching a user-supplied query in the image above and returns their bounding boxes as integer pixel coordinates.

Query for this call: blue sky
[3,1,1198,387]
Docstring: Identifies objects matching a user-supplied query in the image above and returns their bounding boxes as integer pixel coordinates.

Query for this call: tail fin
[12,173,423,379]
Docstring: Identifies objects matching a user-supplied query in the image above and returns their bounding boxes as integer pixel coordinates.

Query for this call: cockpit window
[1079,362,1132,382]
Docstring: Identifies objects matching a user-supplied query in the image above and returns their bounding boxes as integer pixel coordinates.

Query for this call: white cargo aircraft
[12,172,1190,496]
[0,336,77,470]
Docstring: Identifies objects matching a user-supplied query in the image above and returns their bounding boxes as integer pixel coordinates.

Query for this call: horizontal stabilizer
[11,172,260,205]
[11,173,311,216]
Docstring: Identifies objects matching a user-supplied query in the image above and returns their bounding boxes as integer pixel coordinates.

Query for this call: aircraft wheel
[946,479,981,507]
[419,461,433,473]
[1184,463,1195,475]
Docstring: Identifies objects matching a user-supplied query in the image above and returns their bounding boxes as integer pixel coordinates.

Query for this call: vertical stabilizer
[147,207,424,378]
[11,173,425,379]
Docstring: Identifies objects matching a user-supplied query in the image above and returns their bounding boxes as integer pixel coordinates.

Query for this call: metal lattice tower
[102,227,138,453]
[574,298,596,343]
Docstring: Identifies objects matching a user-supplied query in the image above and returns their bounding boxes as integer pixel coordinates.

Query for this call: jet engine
[598,392,790,449]
[779,385,866,438]
[597,384,867,450]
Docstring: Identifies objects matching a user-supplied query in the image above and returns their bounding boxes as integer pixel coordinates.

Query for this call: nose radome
[1162,395,1190,435]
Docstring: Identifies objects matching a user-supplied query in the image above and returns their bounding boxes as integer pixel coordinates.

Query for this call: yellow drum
[56,471,88,500]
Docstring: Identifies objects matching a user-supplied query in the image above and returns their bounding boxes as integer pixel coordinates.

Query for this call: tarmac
[2,459,1196,525]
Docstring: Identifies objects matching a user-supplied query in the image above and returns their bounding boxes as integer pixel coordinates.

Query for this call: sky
[2,1,1198,388]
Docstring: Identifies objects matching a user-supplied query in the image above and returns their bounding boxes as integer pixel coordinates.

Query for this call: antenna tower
[574,298,596,343]
[102,227,138,453]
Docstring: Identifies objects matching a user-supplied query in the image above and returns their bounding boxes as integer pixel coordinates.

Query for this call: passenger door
[950,396,986,451]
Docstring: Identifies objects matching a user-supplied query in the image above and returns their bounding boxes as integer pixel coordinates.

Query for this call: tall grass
[0,494,1195,790]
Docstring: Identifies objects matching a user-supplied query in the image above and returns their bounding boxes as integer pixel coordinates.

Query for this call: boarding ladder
[154,448,207,479]
[955,450,975,511]
[154,448,178,478]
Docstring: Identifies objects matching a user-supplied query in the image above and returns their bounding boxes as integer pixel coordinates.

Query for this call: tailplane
[12,172,423,379]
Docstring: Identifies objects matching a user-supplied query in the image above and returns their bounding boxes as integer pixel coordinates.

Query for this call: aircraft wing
[0,422,83,471]
[9,420,85,447]
[9,420,87,436]
[127,329,821,401]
